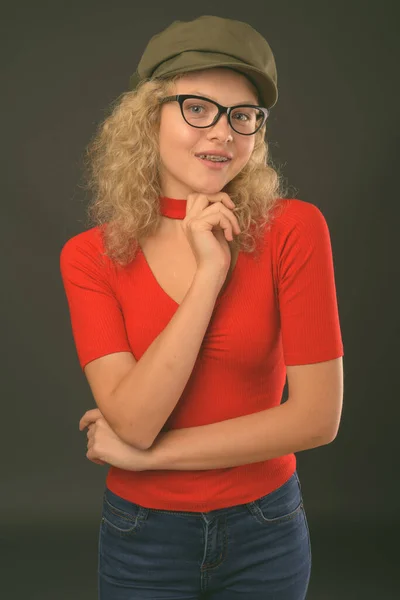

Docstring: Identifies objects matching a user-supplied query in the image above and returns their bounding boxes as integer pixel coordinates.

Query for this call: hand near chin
[183,191,240,273]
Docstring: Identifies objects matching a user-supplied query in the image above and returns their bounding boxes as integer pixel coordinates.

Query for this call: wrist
[145,432,170,470]
[194,268,225,293]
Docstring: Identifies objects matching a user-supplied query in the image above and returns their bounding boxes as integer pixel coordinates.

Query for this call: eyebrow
[189,91,258,105]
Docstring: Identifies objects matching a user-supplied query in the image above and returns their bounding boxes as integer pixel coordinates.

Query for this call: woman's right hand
[181,192,241,276]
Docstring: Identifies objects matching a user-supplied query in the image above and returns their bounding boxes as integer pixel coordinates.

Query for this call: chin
[190,180,231,196]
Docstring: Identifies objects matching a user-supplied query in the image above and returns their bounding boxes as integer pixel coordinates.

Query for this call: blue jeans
[98,470,312,599]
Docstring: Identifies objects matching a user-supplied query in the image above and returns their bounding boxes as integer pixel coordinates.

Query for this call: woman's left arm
[83,402,329,471]
[149,357,343,470]
[148,401,334,471]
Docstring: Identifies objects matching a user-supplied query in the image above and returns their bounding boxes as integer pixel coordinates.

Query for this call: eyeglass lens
[182,98,265,134]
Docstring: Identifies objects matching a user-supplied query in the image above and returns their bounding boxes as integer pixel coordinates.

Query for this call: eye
[232,112,250,122]
[188,104,205,113]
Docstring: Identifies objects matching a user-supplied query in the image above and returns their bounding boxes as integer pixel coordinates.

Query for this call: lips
[196,156,230,169]
[195,151,233,160]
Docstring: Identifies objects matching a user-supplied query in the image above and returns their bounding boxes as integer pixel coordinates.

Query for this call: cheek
[233,139,255,170]
[159,122,201,170]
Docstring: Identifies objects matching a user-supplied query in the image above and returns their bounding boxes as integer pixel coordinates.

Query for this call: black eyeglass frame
[159,94,269,136]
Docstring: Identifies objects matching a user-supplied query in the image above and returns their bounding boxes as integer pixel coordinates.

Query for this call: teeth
[198,154,229,162]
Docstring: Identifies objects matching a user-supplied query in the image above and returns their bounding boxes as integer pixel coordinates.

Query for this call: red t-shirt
[60,198,344,511]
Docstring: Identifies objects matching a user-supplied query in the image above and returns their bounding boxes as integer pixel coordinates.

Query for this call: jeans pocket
[101,488,146,538]
[247,471,303,525]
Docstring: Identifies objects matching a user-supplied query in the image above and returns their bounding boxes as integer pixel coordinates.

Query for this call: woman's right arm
[84,268,223,450]
[78,192,240,450]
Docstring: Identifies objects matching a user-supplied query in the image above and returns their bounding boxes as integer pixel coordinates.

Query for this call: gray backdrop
[2,0,398,598]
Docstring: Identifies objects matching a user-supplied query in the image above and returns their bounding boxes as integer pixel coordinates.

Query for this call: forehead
[172,68,260,104]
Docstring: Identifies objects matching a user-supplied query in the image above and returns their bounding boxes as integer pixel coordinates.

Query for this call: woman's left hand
[79,408,151,471]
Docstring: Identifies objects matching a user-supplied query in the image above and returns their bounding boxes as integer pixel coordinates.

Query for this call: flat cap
[129,15,278,109]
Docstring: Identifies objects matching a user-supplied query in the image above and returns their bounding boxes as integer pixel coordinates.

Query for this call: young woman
[60,15,344,600]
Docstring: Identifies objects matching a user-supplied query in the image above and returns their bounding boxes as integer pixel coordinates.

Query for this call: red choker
[159,196,187,220]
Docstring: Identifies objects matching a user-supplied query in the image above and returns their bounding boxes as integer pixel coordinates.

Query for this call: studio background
[2,0,398,598]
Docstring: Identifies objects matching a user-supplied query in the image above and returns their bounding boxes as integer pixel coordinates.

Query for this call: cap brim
[130,54,278,109]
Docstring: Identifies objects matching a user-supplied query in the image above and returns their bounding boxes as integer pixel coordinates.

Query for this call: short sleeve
[59,233,132,370]
[276,201,344,365]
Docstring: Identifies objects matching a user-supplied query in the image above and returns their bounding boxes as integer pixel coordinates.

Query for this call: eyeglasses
[159,94,269,136]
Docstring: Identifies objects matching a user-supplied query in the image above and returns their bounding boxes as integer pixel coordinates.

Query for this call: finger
[218,192,236,209]
[87,422,98,439]
[186,193,235,214]
[79,412,94,431]
[79,408,102,430]
[188,212,233,242]
[87,435,96,454]
[185,194,240,231]
[202,203,241,234]
[205,192,235,208]
[205,193,235,210]
[86,448,105,464]
[189,204,241,238]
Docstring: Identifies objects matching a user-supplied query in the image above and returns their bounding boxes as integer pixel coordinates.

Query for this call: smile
[196,156,231,169]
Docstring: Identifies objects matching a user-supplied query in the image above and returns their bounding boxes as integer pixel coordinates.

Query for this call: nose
[208,112,233,141]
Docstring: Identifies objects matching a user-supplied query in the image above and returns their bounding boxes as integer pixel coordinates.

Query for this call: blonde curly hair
[83,72,290,267]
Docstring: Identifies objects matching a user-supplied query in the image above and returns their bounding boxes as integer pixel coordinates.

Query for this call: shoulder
[271,198,328,230]
[266,198,331,247]
[60,225,107,263]
[59,225,115,282]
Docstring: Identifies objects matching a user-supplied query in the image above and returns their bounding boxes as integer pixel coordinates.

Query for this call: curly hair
[83,72,290,267]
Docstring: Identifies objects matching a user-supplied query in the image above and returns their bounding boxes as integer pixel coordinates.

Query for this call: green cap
[129,15,278,109]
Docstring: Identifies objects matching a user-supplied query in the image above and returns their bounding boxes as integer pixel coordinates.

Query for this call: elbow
[105,402,162,450]
[309,403,343,446]
[304,418,341,449]
[324,409,343,443]
[317,421,341,445]
[114,421,152,451]
[137,437,154,451]
[326,426,340,444]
